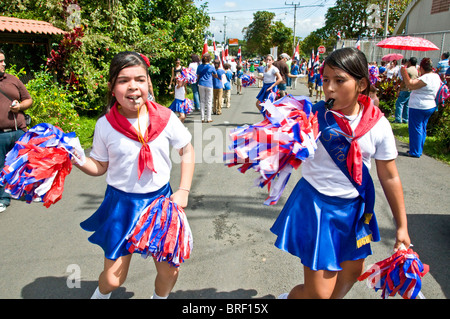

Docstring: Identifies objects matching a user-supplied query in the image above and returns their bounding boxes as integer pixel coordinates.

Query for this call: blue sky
[194,0,336,42]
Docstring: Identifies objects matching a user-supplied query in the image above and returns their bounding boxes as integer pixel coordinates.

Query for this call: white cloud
[224,2,237,8]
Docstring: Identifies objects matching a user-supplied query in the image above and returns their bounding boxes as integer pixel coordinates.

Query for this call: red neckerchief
[332,95,383,185]
[105,100,171,178]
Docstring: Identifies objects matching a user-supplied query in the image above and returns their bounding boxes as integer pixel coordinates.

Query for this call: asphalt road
[0,78,448,300]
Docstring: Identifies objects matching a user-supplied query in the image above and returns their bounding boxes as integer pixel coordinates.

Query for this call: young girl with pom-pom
[169,76,190,123]
[73,51,195,299]
[271,47,411,299]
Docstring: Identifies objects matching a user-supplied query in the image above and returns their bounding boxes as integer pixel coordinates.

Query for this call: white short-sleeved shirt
[302,112,398,199]
[90,112,191,193]
[409,72,441,110]
[264,66,280,83]
[174,85,185,100]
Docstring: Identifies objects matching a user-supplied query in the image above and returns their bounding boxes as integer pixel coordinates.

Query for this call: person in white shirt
[401,57,441,157]
[188,54,200,111]
[254,54,282,111]
[74,51,195,299]
[271,47,410,299]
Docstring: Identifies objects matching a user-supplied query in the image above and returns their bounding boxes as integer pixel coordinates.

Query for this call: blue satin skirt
[169,98,185,113]
[270,178,374,271]
[256,82,277,102]
[80,183,172,260]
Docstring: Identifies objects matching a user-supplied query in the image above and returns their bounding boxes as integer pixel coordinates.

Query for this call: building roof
[0,16,65,35]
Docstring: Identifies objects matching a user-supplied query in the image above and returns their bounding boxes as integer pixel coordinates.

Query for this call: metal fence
[338,30,450,66]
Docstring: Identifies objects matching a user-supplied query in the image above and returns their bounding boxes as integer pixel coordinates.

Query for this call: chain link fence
[338,30,450,66]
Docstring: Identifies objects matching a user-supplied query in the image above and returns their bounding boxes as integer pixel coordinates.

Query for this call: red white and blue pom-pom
[180,98,194,114]
[126,195,193,267]
[224,95,319,205]
[242,74,256,87]
[0,123,85,208]
[358,245,429,299]
[177,67,198,84]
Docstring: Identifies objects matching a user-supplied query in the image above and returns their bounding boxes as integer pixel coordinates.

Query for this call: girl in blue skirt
[74,52,195,299]
[255,54,282,111]
[271,47,411,299]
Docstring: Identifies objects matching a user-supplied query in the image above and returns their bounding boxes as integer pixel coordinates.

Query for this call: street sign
[318,45,326,54]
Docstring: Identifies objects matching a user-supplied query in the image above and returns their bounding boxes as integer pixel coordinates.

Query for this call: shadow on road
[407,214,450,298]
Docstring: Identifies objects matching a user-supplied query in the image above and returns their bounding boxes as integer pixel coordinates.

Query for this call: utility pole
[285,2,300,55]
[223,16,227,44]
[384,0,390,37]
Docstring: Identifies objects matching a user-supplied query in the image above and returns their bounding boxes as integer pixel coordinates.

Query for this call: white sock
[151,291,168,299]
[277,293,289,299]
[91,286,111,299]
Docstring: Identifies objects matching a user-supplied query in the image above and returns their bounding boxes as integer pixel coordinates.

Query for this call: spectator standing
[188,54,201,111]
[307,68,315,98]
[273,53,290,97]
[236,65,243,95]
[290,60,299,89]
[400,57,441,158]
[256,63,265,88]
[437,52,449,81]
[169,58,183,90]
[0,48,33,213]
[212,60,225,115]
[196,53,217,123]
[385,60,399,79]
[394,57,418,123]
[223,63,233,108]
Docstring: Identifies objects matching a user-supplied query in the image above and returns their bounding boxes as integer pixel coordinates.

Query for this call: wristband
[178,187,190,193]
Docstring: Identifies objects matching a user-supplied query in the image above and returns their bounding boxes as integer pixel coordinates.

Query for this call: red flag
[223,44,229,65]
[314,48,320,68]
[201,35,208,56]
[355,35,361,50]
[294,40,300,61]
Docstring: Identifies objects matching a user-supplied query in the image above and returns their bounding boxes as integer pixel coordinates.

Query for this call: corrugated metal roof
[0,16,66,35]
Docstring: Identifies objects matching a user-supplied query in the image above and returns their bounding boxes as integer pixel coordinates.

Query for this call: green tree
[243,11,276,56]
[242,11,294,58]
[1,0,210,113]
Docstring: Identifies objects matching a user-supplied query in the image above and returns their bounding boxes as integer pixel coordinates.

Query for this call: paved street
[0,78,448,299]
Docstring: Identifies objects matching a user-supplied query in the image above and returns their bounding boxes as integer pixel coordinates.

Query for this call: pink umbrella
[382,53,403,61]
[377,36,439,51]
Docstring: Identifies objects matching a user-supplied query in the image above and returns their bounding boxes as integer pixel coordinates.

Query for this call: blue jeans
[395,90,410,123]
[190,83,200,110]
[0,130,25,206]
[408,107,436,157]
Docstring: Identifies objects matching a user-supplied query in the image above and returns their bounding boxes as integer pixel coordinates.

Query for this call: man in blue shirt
[437,52,449,81]
[212,60,225,115]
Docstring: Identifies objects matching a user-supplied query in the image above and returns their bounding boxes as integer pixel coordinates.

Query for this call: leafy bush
[25,69,81,134]
[375,78,400,117]
[428,98,450,152]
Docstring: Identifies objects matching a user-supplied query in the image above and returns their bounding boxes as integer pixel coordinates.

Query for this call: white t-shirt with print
[90,111,191,193]
[302,112,398,199]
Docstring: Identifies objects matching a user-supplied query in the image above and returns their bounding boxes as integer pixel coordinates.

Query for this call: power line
[209,5,324,14]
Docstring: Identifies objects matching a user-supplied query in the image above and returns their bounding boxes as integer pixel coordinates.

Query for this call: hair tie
[139,53,151,67]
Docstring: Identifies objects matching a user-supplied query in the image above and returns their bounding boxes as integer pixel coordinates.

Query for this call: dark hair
[409,57,417,66]
[323,47,370,95]
[202,53,211,64]
[420,57,433,73]
[442,52,449,59]
[191,54,200,63]
[101,51,149,117]
[0,48,4,55]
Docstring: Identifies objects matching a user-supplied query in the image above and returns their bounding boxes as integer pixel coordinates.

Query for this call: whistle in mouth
[325,98,335,110]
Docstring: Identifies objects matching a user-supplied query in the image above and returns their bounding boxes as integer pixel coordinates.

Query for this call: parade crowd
[0,44,448,300]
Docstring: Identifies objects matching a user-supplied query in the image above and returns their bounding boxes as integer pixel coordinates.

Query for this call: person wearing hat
[273,53,297,98]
